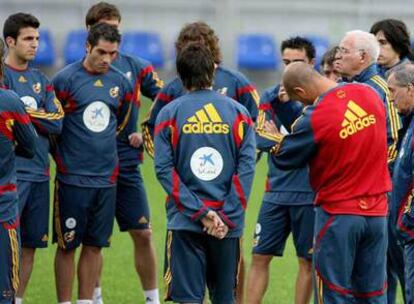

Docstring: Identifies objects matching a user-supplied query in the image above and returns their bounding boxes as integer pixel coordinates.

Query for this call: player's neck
[83,58,104,75]
[5,54,29,71]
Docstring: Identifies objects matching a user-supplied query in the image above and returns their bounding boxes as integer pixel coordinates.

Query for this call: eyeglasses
[337,47,364,55]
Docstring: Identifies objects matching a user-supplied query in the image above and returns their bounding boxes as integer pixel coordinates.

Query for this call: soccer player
[154,42,256,304]
[336,29,402,304]
[142,21,259,157]
[246,37,315,304]
[52,23,135,304]
[388,64,414,304]
[265,62,390,303]
[2,13,64,304]
[85,3,163,303]
[320,46,341,82]
[370,19,413,79]
[142,22,259,301]
[0,36,37,304]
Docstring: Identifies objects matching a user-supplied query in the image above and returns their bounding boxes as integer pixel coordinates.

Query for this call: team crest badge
[33,82,41,94]
[109,86,119,98]
[336,90,346,99]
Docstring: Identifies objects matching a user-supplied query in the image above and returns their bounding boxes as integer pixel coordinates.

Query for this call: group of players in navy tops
[0,2,414,304]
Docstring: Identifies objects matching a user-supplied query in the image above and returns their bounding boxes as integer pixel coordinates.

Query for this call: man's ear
[5,36,15,48]
[85,41,92,54]
[293,86,306,99]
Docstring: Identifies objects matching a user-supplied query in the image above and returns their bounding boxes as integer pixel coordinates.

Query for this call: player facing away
[154,42,256,304]
[85,3,163,303]
[387,64,414,304]
[143,23,259,302]
[336,29,403,304]
[0,36,37,304]
[143,21,259,157]
[246,37,316,304]
[52,23,135,304]
[2,13,64,304]
[264,62,390,303]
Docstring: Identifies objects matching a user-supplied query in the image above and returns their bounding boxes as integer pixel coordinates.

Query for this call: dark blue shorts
[164,230,240,304]
[52,180,116,250]
[314,208,387,304]
[116,168,150,231]
[17,180,49,248]
[252,202,314,260]
[0,216,20,304]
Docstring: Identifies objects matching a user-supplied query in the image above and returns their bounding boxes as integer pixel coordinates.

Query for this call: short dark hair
[85,2,121,28]
[176,42,214,90]
[87,23,121,48]
[321,46,339,67]
[281,36,315,61]
[370,19,414,60]
[3,13,40,42]
[176,21,222,65]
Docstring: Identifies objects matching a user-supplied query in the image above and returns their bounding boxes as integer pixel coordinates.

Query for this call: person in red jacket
[265,62,390,303]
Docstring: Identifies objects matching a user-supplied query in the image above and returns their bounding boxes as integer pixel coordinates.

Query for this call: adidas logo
[339,100,376,139]
[18,75,27,83]
[94,79,104,87]
[138,216,148,224]
[183,103,230,134]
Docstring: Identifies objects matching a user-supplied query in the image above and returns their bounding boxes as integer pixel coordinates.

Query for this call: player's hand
[128,132,143,148]
[263,120,282,138]
[201,211,228,239]
[278,85,290,103]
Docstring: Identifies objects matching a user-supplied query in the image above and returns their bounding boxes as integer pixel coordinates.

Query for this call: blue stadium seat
[120,32,164,67]
[305,35,330,68]
[64,30,87,65]
[237,34,279,70]
[33,29,55,66]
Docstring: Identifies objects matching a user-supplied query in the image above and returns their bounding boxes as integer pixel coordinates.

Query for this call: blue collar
[352,64,378,83]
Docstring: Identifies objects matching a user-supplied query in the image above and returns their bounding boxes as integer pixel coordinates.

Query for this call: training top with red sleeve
[143,65,259,157]
[154,89,256,237]
[270,83,391,216]
[52,60,135,187]
[112,53,163,171]
[3,65,64,182]
[0,88,37,221]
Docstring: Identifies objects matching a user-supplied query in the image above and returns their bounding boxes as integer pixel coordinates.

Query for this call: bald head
[282,62,333,104]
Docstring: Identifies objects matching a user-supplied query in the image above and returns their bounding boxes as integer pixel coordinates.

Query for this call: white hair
[344,30,380,62]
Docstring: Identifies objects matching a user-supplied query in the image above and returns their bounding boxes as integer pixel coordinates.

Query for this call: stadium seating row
[34,29,331,70]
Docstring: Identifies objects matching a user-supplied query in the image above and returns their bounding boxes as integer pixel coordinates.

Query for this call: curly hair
[175,21,222,65]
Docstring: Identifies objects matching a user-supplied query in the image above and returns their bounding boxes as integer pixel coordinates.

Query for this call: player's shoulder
[159,76,184,97]
[118,52,151,69]
[28,66,51,83]
[54,60,83,82]
[217,65,251,85]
